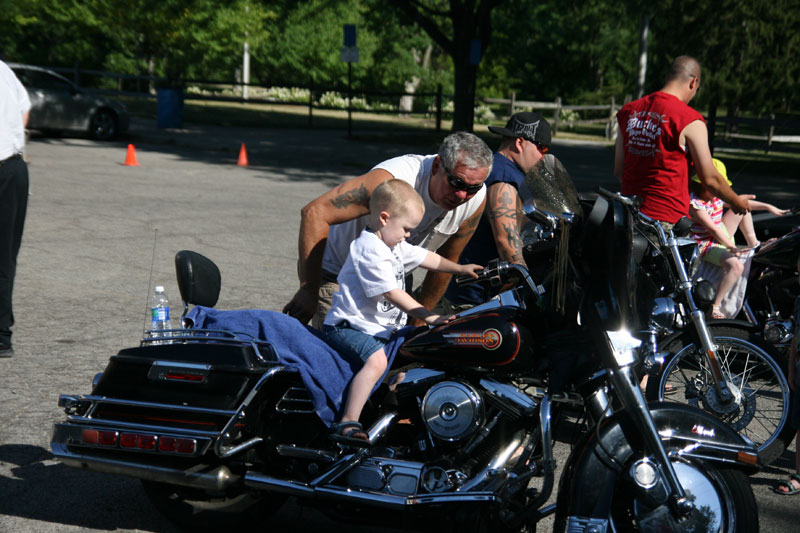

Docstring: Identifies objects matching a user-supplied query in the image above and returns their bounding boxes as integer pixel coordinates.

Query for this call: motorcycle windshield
[518,154,582,222]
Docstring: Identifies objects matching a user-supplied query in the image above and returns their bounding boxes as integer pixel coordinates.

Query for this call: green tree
[389,0,503,132]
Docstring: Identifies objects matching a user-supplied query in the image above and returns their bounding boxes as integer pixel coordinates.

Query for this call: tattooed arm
[487,182,525,265]
[282,168,393,322]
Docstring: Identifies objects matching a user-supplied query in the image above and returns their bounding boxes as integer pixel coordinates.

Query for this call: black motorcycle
[630,200,793,465]
[50,156,759,532]
[741,216,799,353]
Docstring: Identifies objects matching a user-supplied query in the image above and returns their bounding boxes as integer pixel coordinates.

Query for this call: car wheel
[89,109,118,140]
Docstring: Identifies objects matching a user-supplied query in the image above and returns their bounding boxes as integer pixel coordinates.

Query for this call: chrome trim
[367,412,398,443]
[51,442,238,490]
[243,471,498,508]
[480,378,538,416]
[215,365,289,457]
[275,444,337,463]
[78,395,237,417]
[457,430,524,491]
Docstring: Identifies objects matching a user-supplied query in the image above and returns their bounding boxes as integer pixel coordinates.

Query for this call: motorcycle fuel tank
[399,309,535,371]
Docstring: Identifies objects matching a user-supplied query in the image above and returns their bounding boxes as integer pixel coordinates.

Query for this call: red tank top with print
[617,91,705,223]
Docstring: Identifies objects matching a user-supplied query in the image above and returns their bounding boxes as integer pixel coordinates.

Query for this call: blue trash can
[157,88,184,128]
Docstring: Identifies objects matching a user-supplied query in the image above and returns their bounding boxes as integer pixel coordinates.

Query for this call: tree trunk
[452,56,477,131]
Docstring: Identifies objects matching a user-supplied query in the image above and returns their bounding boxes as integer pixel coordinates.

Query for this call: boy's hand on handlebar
[769,206,790,216]
[459,264,484,279]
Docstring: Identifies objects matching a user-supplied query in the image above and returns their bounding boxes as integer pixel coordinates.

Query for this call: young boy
[774,257,800,495]
[322,179,483,444]
[689,158,788,318]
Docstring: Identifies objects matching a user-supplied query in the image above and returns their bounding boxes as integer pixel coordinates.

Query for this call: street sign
[341,46,359,63]
[344,24,356,47]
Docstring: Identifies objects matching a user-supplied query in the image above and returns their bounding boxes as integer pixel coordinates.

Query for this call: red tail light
[82,429,195,454]
[164,373,205,382]
[176,438,196,454]
[82,429,117,446]
[137,435,157,450]
[158,437,176,452]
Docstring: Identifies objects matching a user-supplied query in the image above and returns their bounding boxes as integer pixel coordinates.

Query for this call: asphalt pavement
[0,118,797,532]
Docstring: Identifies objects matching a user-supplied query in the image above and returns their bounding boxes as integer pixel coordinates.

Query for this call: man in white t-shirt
[283,132,492,328]
[0,60,31,358]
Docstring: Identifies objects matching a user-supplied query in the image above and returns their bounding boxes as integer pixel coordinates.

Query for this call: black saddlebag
[92,342,278,412]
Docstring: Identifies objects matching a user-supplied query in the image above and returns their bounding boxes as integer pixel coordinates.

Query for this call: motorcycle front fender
[661,320,759,348]
[554,402,758,528]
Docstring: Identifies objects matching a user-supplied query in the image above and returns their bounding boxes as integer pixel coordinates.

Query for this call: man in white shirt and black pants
[0,59,31,357]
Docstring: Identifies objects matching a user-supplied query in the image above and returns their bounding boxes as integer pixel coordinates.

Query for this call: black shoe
[0,345,13,358]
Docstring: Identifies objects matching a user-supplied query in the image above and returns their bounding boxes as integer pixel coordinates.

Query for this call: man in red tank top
[614,55,751,224]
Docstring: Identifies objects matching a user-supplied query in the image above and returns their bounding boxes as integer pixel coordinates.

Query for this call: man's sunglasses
[444,166,484,194]
[525,137,548,154]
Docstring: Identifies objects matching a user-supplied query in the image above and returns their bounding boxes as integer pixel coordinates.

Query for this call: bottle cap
[155,285,165,292]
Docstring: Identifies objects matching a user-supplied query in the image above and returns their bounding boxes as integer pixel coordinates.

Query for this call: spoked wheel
[611,457,758,532]
[141,480,285,530]
[647,326,792,465]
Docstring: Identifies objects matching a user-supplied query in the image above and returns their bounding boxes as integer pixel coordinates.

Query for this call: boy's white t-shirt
[324,229,428,339]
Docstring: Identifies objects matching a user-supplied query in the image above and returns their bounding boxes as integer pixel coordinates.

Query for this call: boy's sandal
[329,421,370,447]
[710,306,725,320]
[773,474,800,495]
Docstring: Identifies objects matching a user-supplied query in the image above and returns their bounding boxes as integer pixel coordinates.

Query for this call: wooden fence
[37,64,800,148]
[483,93,621,138]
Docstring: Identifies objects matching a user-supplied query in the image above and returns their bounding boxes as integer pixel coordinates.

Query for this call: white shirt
[0,61,31,160]
[325,229,428,339]
[321,154,486,275]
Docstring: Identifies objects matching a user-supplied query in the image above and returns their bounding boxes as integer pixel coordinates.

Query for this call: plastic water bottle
[150,285,172,343]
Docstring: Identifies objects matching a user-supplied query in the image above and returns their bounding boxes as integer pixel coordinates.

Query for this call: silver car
[9,63,129,141]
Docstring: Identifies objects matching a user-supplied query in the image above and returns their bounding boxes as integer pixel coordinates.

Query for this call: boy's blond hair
[370,179,425,218]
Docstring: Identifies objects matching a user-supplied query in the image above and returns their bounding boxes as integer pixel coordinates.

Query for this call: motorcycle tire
[646,326,793,466]
[610,457,758,532]
[141,479,285,531]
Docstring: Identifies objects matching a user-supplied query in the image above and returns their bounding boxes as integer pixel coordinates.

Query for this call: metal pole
[243,41,250,100]
[436,84,442,132]
[347,62,352,137]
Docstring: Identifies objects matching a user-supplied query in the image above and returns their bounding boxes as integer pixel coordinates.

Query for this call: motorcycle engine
[421,381,484,441]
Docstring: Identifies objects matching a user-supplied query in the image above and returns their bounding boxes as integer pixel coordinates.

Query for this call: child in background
[773,257,800,495]
[322,179,483,445]
[689,158,788,319]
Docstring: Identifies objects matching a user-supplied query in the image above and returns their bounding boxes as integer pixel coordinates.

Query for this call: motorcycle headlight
[676,237,700,277]
[692,279,715,312]
[648,297,676,333]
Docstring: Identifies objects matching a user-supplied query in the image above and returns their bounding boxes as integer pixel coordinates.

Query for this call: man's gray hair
[439,132,493,175]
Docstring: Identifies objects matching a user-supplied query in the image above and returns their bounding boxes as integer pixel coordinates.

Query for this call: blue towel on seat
[185,306,414,427]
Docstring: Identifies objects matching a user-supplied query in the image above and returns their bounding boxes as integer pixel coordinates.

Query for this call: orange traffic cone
[123,144,139,166]
[237,143,249,167]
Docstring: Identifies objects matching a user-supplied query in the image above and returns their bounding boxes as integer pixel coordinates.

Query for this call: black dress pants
[0,154,28,347]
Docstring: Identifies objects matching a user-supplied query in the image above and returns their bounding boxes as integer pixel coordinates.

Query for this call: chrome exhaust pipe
[51,443,239,491]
